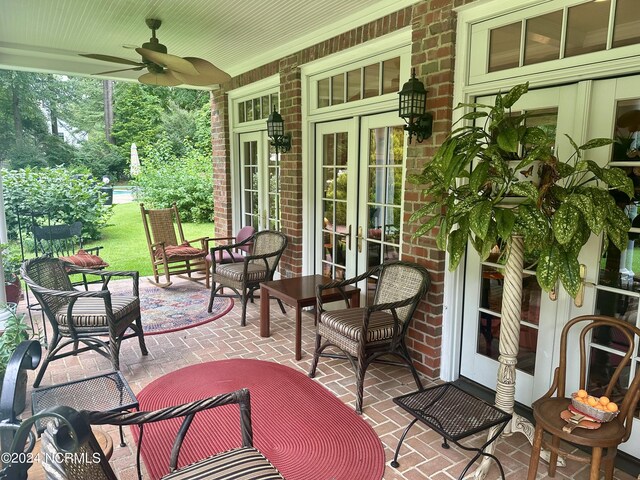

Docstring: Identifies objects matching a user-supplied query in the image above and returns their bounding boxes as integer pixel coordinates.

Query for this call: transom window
[488,0,640,73]
[316,56,400,108]
[238,93,279,124]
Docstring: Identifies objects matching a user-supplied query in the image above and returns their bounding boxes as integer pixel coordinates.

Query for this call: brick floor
[18,278,637,480]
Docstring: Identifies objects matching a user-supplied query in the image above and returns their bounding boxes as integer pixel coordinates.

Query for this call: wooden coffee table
[260,275,360,360]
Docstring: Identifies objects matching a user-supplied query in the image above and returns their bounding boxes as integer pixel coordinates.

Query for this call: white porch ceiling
[0,0,416,88]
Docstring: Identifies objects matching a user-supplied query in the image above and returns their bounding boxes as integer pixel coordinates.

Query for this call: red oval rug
[135,359,385,480]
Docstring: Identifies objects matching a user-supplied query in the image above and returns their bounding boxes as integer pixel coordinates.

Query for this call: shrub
[133,146,213,223]
[2,166,112,240]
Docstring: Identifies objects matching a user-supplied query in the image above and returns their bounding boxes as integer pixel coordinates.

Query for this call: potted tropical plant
[0,306,30,412]
[1,244,22,305]
[409,82,633,465]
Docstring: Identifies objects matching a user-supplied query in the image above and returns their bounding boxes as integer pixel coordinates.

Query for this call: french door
[568,75,640,457]
[315,112,406,295]
[460,85,578,406]
[238,131,281,231]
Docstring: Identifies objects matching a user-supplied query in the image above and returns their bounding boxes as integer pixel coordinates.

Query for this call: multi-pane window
[487,0,640,73]
[238,93,279,124]
[317,56,401,108]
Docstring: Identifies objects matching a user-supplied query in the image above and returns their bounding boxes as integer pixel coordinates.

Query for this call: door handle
[346,224,352,250]
[574,264,592,308]
[357,226,363,253]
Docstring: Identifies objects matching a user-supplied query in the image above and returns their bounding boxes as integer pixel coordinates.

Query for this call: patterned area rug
[109,279,233,335]
[135,359,385,480]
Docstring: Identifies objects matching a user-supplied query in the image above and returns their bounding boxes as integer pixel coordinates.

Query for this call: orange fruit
[574,396,585,403]
[607,402,618,412]
[576,389,588,399]
[587,396,598,407]
[599,396,610,406]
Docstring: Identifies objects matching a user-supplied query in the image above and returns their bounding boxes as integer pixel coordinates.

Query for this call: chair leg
[277,298,286,314]
[526,424,544,480]
[604,449,616,480]
[354,355,368,415]
[590,447,603,480]
[240,291,248,327]
[400,344,423,390]
[207,282,217,313]
[109,338,121,371]
[308,334,323,378]
[548,434,561,477]
[135,317,148,356]
[33,331,60,387]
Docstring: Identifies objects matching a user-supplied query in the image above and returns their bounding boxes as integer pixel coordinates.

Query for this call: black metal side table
[391,383,512,480]
[31,370,138,446]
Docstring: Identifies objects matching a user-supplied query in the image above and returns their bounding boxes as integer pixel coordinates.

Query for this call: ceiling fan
[80,19,230,87]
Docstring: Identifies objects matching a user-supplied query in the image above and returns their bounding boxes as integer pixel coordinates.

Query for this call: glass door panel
[358,114,406,302]
[316,120,357,280]
[238,131,277,231]
[574,75,640,457]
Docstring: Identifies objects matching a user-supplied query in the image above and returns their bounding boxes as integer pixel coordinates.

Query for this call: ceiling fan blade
[94,66,145,75]
[135,48,199,76]
[171,57,231,86]
[138,71,182,87]
[80,53,144,67]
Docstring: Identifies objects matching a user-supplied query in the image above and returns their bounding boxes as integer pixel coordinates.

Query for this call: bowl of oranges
[571,389,619,422]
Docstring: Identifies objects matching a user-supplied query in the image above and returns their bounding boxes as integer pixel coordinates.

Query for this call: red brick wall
[213,0,475,379]
[211,89,232,238]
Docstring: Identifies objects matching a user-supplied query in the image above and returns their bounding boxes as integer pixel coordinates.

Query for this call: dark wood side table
[260,275,360,360]
[391,383,512,480]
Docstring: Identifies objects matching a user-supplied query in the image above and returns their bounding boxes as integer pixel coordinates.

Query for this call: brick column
[402,0,474,378]
[211,89,233,239]
[278,56,303,278]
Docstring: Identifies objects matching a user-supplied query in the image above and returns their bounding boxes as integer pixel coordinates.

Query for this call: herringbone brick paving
[19,279,636,480]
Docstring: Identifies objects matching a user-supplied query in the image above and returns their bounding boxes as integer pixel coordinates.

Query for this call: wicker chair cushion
[59,249,109,268]
[155,244,206,259]
[205,249,246,264]
[161,447,284,480]
[214,262,267,282]
[319,308,396,342]
[54,296,139,327]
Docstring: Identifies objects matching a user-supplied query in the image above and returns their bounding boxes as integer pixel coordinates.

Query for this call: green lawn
[85,202,214,277]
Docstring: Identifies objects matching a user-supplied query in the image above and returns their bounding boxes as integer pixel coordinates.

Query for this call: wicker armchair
[309,261,430,414]
[0,389,285,480]
[140,203,210,288]
[208,230,287,326]
[20,257,148,388]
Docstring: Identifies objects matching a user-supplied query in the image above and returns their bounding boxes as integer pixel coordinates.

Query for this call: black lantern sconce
[398,68,433,144]
[266,107,292,154]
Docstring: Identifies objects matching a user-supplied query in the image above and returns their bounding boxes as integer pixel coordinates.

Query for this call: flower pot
[4,278,21,305]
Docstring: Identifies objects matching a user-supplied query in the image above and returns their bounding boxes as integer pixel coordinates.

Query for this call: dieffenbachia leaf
[497,126,519,153]
[502,82,529,108]
[510,181,538,203]
[579,138,614,150]
[566,194,596,232]
[447,228,467,271]
[536,244,561,292]
[414,215,441,237]
[495,208,516,239]
[553,203,579,244]
[469,200,493,240]
[600,167,634,198]
[558,249,581,297]
[469,161,490,193]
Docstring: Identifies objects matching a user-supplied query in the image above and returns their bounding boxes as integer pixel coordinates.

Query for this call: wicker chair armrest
[365,295,418,314]
[86,389,253,472]
[185,236,210,247]
[82,245,103,256]
[210,236,236,243]
[63,265,140,295]
[316,266,380,310]
[244,250,280,262]
[26,283,110,300]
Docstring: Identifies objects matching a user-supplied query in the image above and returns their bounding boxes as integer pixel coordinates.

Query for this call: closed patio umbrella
[130,143,141,177]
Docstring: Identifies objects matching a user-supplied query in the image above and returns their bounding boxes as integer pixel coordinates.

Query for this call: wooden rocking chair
[140,203,210,288]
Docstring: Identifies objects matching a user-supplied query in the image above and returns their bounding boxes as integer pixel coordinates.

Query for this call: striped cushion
[59,249,109,268]
[214,262,267,282]
[320,308,396,342]
[54,296,139,327]
[161,447,284,480]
